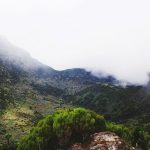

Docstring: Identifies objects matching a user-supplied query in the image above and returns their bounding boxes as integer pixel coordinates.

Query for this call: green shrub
[17,108,106,150]
[106,122,150,150]
[106,122,132,141]
[131,127,150,150]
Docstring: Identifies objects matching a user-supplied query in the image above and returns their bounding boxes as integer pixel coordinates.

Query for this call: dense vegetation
[17,108,106,150]
[65,84,150,149]
[66,84,150,123]
[1,108,148,150]
[106,122,150,149]
[0,44,150,149]
[31,82,65,97]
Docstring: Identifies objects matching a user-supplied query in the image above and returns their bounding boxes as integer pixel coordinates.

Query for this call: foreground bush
[106,122,132,141]
[17,108,106,150]
[106,122,150,150]
[131,127,150,150]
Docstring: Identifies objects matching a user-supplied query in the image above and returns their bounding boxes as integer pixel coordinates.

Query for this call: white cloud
[0,0,150,84]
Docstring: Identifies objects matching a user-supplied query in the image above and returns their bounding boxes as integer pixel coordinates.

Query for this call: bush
[17,108,106,150]
[131,127,150,150]
[106,122,132,141]
[106,122,150,150]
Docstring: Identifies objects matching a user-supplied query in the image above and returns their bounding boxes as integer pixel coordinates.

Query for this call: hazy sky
[0,0,150,84]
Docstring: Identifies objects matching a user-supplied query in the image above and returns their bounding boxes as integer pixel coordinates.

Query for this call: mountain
[0,38,118,144]
[0,37,118,94]
[0,38,150,149]
[1,38,150,124]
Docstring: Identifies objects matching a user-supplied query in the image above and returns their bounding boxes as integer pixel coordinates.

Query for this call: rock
[69,132,135,150]
[89,132,134,150]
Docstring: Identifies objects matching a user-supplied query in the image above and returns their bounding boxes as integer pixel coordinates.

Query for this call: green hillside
[66,84,150,131]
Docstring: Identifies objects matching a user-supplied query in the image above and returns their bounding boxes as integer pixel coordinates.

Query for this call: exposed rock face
[69,132,134,150]
[89,132,134,150]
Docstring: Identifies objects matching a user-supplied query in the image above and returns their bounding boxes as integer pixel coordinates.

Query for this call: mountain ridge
[0,38,118,94]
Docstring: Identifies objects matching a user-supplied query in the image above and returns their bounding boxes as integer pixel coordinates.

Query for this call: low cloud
[0,0,150,85]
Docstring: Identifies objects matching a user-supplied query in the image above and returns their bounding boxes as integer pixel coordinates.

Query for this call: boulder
[69,132,135,150]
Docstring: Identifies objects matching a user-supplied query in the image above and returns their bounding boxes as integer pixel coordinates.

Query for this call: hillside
[66,84,150,130]
[0,38,119,112]
[0,39,150,149]
[0,39,118,145]
[0,38,117,94]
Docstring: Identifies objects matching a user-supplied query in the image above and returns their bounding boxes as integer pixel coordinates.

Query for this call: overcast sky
[0,0,150,84]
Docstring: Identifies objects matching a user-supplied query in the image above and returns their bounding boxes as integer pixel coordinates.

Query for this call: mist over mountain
[0,38,118,91]
[1,36,150,86]
[0,37,55,74]
[1,37,150,87]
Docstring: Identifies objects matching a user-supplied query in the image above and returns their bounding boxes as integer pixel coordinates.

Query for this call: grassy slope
[0,79,71,144]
